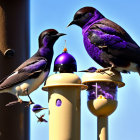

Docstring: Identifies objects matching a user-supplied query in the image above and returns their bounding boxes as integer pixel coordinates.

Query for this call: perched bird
[36,114,48,123]
[32,104,47,113]
[0,29,66,106]
[67,7,140,74]
[79,67,97,72]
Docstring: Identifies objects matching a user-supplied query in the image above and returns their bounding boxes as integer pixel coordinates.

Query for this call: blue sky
[29,0,140,140]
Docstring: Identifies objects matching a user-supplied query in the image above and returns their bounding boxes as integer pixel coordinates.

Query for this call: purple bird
[0,29,66,106]
[79,67,97,72]
[32,104,47,113]
[36,114,48,123]
[67,7,140,74]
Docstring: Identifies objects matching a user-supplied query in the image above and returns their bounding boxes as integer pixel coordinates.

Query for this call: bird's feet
[18,98,23,104]
[95,67,111,73]
[96,67,115,76]
[25,97,34,107]
[96,62,115,74]
[24,89,34,107]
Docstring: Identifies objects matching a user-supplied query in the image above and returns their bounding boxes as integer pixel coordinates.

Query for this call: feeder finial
[63,40,68,52]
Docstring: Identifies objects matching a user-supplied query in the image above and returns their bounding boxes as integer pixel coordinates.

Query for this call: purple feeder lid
[54,48,77,73]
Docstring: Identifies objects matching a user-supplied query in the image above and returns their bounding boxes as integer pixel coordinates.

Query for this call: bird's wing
[0,58,48,89]
[88,19,140,61]
[89,18,139,48]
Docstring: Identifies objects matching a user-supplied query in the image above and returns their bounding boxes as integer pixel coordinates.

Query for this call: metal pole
[97,116,108,140]
[0,0,30,140]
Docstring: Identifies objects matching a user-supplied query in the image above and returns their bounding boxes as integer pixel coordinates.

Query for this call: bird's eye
[47,31,57,37]
[47,33,51,36]
[43,33,51,38]
[50,31,57,35]
[74,14,83,20]
[42,31,58,39]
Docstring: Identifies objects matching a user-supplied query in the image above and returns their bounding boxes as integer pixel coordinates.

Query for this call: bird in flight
[36,114,48,123]
[32,104,47,113]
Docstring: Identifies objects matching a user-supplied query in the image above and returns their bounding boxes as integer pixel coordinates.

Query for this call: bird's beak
[67,20,75,28]
[56,33,66,37]
[78,70,88,72]
[40,108,48,110]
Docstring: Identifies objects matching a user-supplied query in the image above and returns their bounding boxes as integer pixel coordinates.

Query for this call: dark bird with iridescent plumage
[36,114,48,123]
[68,6,140,74]
[0,29,66,106]
[32,104,47,113]
[79,67,97,72]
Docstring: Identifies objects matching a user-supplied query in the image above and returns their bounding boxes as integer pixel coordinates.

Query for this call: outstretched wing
[0,58,48,90]
[88,18,140,62]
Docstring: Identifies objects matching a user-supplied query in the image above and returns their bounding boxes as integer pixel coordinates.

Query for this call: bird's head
[39,29,66,48]
[67,7,104,28]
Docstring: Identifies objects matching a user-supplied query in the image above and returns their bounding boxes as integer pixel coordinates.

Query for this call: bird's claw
[95,68,115,76]
[95,69,105,73]
[24,88,35,107]
[18,98,23,104]
[25,100,34,107]
[29,100,34,105]
[96,66,114,72]
[95,68,110,73]
[107,72,115,76]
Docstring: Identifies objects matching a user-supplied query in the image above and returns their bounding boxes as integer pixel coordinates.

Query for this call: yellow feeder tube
[42,73,87,140]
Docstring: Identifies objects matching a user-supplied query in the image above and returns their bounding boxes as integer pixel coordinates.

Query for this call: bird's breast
[0,71,49,96]
[83,32,105,65]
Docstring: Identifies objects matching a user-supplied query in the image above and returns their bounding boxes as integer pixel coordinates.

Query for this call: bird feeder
[42,48,87,140]
[82,70,125,140]
[53,47,77,73]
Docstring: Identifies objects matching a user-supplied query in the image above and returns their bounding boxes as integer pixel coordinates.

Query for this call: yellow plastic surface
[42,73,87,90]
[48,87,81,140]
[88,99,117,116]
[42,73,86,140]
